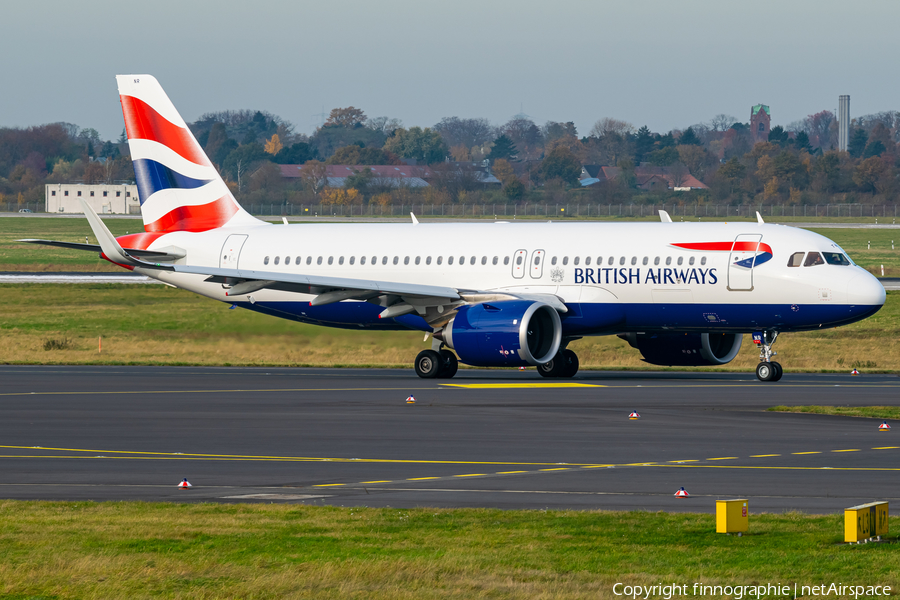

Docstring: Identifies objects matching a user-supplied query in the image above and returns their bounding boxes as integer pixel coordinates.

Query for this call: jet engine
[620,332,743,366]
[440,300,562,367]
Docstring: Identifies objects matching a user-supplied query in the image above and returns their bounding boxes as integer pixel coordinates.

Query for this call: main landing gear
[754,330,783,382]
[414,349,458,379]
[537,348,579,378]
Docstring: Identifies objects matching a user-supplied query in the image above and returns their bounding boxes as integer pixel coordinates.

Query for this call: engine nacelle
[441,300,562,367]
[620,332,743,366]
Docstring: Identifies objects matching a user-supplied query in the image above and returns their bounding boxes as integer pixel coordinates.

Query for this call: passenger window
[448,256,454,265]
[563,257,569,265]
[585,257,592,266]
[274,256,280,265]
[426,256,432,265]
[492,256,498,265]
[328,257,334,265]
[642,257,648,266]
[393,256,399,265]
[404,256,409,265]
[317,256,323,265]
[504,256,510,265]
[437,256,443,265]
[824,253,850,266]
[371,256,376,265]
[573,257,579,266]
[551,256,557,265]
[264,256,269,265]
[631,257,637,266]
[534,256,541,265]
[470,256,476,265]
[666,257,672,265]
[677,257,683,266]
[787,252,804,267]
[701,256,706,266]
[654,257,660,265]
[516,256,523,265]
[415,256,420,265]
[382,256,388,265]
[459,256,465,265]
[689,256,695,266]
[349,256,355,265]
[619,257,626,266]
[804,252,825,267]
[597,256,602,265]
[295,257,302,265]
[306,256,312,265]
[338,256,344,265]
[608,257,614,266]
[361,256,366,265]
[481,256,487,265]
[285,256,291,264]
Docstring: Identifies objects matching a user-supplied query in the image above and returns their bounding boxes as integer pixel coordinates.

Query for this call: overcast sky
[1,0,897,141]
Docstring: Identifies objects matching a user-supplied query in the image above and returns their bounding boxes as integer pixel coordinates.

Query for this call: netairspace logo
[612,582,892,599]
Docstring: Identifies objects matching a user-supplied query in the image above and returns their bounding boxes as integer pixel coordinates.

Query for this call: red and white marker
[178,478,192,489]
[406,395,416,404]
[674,487,690,498]
[879,421,891,431]
[851,368,860,376]
[519,366,526,371]
[629,411,641,420]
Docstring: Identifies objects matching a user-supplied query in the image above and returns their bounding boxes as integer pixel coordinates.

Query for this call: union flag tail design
[116,75,261,233]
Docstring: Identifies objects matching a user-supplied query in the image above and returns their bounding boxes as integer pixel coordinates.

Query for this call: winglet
[756,211,765,224]
[659,210,673,223]
[79,199,172,270]
[410,212,419,225]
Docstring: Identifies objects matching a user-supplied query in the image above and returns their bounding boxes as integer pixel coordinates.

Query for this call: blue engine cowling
[620,332,743,366]
[441,300,562,367]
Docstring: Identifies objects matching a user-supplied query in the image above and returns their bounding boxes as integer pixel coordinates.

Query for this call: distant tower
[838,95,850,152]
[750,104,771,144]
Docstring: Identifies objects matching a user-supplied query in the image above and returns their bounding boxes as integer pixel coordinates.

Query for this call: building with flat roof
[45,183,139,214]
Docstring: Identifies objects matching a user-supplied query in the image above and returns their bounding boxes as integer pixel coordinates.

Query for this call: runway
[1,365,899,513]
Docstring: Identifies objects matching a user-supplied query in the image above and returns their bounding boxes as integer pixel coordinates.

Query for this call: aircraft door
[727,233,762,291]
[220,234,248,270]
[511,249,527,279]
[529,249,545,279]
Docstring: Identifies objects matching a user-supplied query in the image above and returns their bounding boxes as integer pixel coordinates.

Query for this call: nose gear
[753,330,782,382]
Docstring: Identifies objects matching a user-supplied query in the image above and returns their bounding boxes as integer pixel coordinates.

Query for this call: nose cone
[846,270,886,307]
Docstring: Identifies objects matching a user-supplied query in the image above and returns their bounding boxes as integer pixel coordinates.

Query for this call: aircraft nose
[846,269,886,306]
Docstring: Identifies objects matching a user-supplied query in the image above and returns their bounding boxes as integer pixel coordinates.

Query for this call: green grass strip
[0,501,897,598]
[769,405,900,420]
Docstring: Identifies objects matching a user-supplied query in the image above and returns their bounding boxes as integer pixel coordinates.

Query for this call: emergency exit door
[220,234,248,270]
[727,233,762,291]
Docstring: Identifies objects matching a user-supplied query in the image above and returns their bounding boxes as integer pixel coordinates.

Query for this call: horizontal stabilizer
[18,239,185,261]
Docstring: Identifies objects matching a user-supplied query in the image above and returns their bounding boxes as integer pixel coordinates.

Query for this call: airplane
[23,75,886,381]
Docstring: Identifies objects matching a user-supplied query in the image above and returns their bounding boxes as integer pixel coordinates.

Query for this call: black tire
[561,349,579,378]
[771,361,783,382]
[537,356,563,378]
[415,350,442,378]
[756,361,775,382]
[438,350,458,379]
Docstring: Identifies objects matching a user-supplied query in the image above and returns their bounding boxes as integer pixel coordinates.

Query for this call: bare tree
[710,114,737,132]
[589,118,634,138]
[433,117,495,149]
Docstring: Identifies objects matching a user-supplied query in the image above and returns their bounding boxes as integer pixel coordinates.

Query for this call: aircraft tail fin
[116,75,263,233]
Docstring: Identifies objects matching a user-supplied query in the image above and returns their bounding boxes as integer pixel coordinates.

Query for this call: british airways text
[573,268,719,285]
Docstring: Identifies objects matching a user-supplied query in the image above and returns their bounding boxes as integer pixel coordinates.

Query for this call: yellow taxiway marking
[582,465,614,468]
[669,460,699,463]
[539,468,569,471]
[706,457,738,460]
[441,383,604,389]
[873,447,900,450]
[497,471,528,474]
[660,464,900,472]
[750,454,781,457]
[408,477,441,481]
[361,480,391,484]
[313,483,345,487]
[832,449,860,452]
[454,473,486,477]
[792,451,821,455]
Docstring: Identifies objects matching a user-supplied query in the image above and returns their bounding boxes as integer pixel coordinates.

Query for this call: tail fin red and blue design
[116,75,262,233]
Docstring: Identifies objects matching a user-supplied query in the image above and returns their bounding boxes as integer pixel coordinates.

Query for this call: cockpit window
[787,252,804,267]
[804,252,825,267]
[823,252,851,266]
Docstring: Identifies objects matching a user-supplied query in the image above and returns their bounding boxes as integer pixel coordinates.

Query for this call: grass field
[0,502,896,599]
[1,217,898,274]
[1,284,897,372]
[769,406,900,420]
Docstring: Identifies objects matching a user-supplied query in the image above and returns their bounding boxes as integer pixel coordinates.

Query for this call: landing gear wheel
[770,361,783,382]
[537,355,565,378]
[756,361,775,382]
[561,349,579,378]
[415,349,442,379]
[438,350,458,379]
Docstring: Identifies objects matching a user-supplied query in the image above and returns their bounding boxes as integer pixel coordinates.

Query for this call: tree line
[1,104,898,210]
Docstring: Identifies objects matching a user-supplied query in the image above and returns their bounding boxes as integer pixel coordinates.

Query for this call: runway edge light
[716,499,748,534]
[629,411,641,420]
[178,478,192,489]
[406,395,416,404]
[879,421,891,431]
[851,368,860,376]
[844,501,888,543]
[674,487,690,498]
